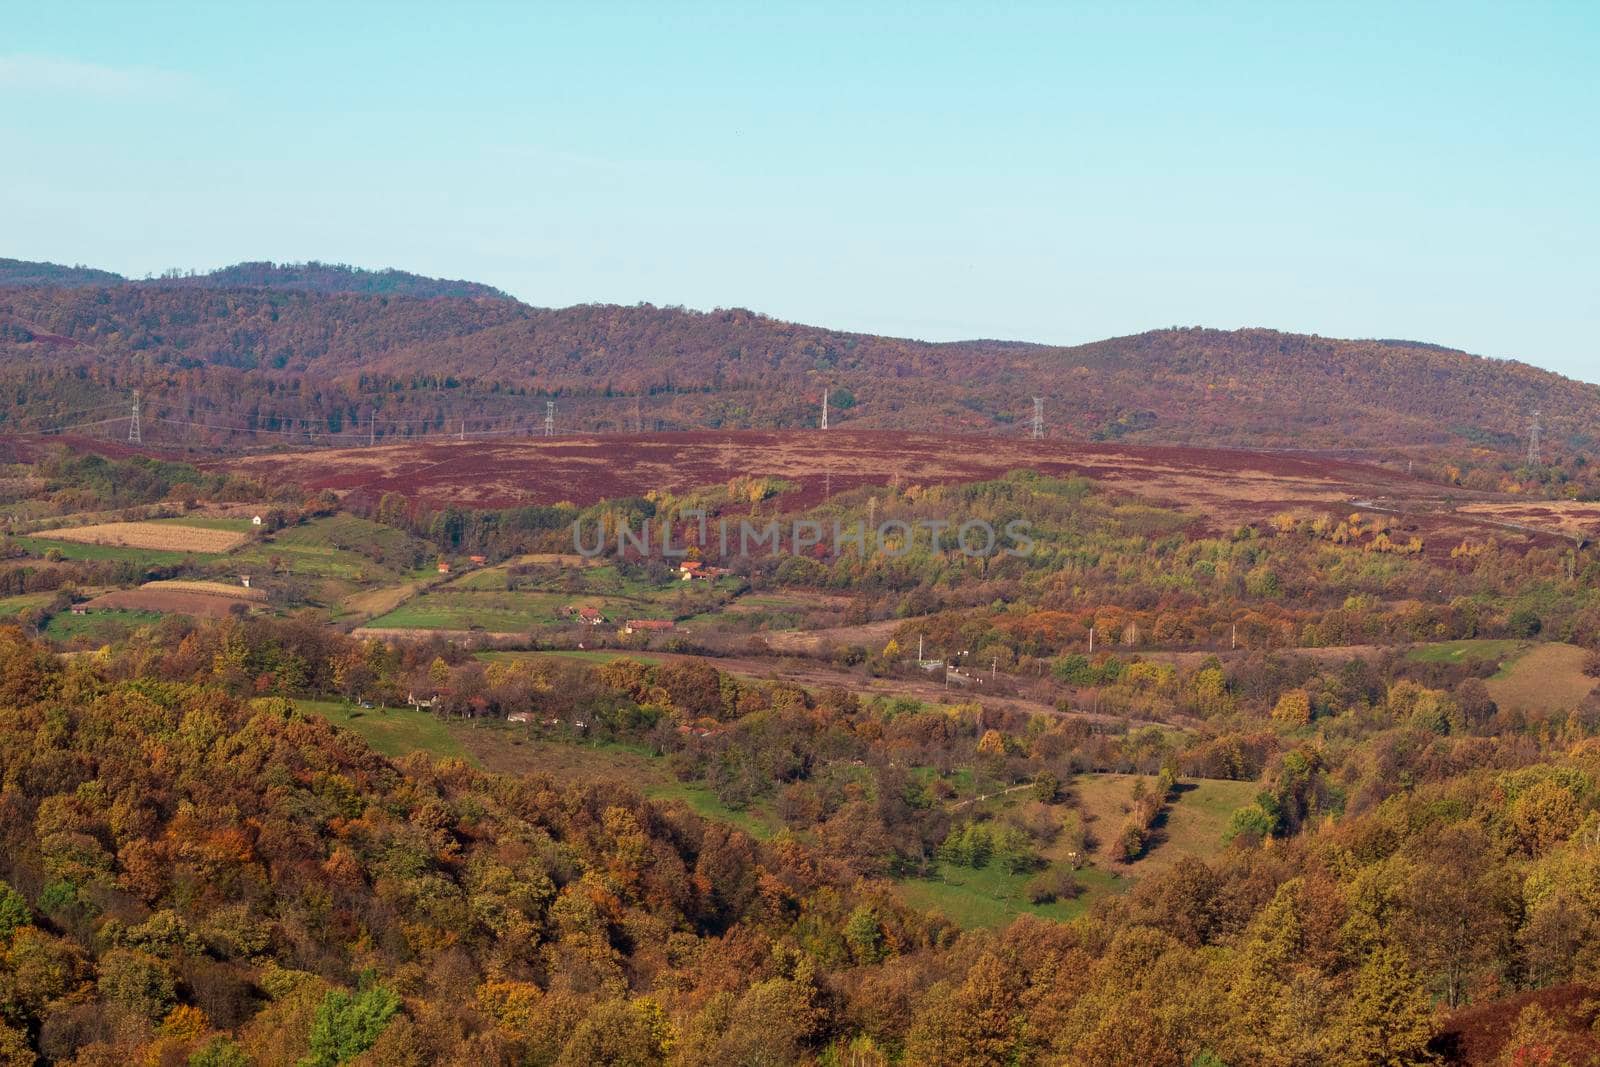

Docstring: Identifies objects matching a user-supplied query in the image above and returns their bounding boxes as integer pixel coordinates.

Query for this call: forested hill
[1,259,1596,459]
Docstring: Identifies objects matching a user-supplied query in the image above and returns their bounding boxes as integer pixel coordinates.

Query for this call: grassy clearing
[1067,773,1255,874]
[894,862,1122,930]
[229,515,426,583]
[340,580,427,620]
[295,699,476,764]
[1405,639,1527,666]
[641,779,781,840]
[44,609,163,641]
[1486,642,1597,716]
[450,726,780,837]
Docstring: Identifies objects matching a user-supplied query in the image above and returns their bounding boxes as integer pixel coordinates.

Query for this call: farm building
[436,561,451,574]
[623,619,675,634]
[468,554,488,565]
[251,515,263,526]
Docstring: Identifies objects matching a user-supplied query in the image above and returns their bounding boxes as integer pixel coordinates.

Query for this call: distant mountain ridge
[0,257,505,300]
[0,256,1595,464]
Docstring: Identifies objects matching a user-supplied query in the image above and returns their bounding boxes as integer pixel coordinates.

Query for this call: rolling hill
[1,257,1595,464]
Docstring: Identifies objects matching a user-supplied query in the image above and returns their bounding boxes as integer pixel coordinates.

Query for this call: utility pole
[1528,409,1542,466]
[544,401,555,438]
[821,389,829,430]
[128,390,142,445]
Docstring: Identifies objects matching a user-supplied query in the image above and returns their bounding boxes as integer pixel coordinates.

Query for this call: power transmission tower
[1031,397,1043,440]
[369,412,376,446]
[459,418,466,442]
[1528,409,1542,466]
[821,389,829,430]
[544,401,555,438]
[128,390,142,444]
[633,397,642,434]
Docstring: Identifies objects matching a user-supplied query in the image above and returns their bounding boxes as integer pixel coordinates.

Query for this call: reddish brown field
[224,431,1425,512]
[80,587,256,618]
[222,430,1568,557]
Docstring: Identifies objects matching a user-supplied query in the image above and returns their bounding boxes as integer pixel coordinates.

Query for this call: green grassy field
[228,515,425,582]
[14,535,194,566]
[370,590,576,631]
[479,649,669,666]
[894,862,1122,929]
[643,779,782,839]
[294,698,476,764]
[0,591,55,619]
[44,609,164,641]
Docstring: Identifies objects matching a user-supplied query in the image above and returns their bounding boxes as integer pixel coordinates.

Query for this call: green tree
[844,905,887,964]
[300,985,401,1067]
[0,882,29,943]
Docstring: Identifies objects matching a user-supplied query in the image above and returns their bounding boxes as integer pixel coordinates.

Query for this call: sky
[2,2,1597,380]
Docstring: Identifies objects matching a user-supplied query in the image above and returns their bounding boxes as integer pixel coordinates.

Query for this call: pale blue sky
[2,2,1596,379]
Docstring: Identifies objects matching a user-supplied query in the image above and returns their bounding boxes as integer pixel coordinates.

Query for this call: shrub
[1025,867,1081,905]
